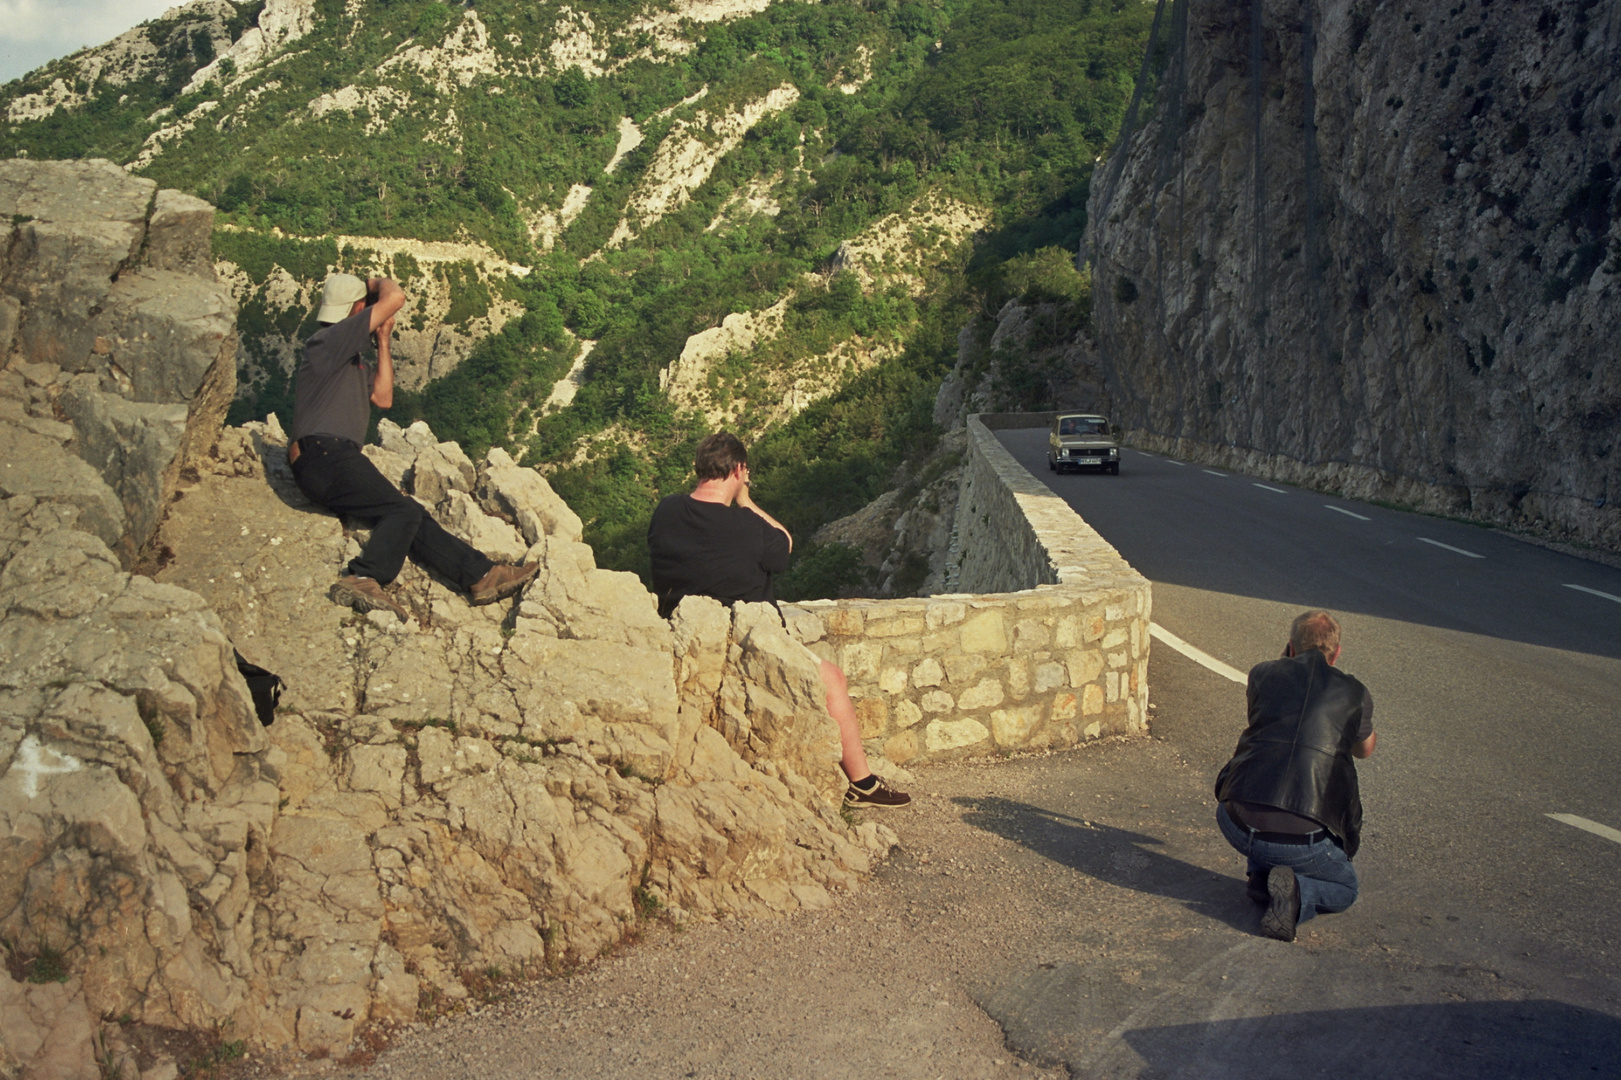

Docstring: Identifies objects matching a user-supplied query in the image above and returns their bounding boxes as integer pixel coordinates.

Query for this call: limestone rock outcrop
[0,159,237,563]
[1,404,890,1066]
[1088,0,1619,551]
[0,173,891,1072]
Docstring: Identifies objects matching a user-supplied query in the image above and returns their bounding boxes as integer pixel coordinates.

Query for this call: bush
[777,542,871,601]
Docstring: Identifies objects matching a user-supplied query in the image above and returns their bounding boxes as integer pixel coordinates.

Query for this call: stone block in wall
[925,717,990,752]
[883,728,919,764]
[957,678,1004,710]
[943,653,986,685]
[959,608,1006,653]
[990,706,1041,746]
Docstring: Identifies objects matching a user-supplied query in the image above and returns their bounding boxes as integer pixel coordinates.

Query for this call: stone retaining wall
[782,416,1151,765]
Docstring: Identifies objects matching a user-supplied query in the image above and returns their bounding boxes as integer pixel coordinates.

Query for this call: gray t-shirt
[291,310,374,446]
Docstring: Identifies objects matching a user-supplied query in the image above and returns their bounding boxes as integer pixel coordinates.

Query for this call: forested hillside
[2,0,1154,590]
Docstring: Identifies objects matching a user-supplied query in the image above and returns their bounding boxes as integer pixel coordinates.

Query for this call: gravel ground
[241,731,1242,1080]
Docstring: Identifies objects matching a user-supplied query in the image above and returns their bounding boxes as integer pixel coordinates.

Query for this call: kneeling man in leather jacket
[1215,610,1377,941]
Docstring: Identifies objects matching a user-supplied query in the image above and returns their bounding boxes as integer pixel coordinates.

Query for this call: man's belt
[1226,801,1328,844]
[287,433,358,466]
[1248,827,1326,845]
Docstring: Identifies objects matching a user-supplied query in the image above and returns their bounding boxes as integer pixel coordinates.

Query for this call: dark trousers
[290,434,494,590]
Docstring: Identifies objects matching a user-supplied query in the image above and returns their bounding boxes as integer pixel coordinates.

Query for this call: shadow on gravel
[1118,999,1621,1080]
[953,797,1254,932]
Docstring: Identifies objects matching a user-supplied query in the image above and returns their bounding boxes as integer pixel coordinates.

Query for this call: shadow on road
[1116,999,1621,1079]
[952,796,1256,933]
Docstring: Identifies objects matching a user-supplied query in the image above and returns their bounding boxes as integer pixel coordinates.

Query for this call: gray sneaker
[329,575,409,622]
[1260,865,1300,942]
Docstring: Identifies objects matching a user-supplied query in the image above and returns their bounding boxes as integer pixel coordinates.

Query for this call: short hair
[1289,610,1341,657]
[694,432,747,481]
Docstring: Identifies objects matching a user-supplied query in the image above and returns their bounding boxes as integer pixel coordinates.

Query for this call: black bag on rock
[234,650,284,727]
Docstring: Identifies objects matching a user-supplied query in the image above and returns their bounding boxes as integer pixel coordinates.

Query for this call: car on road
[1047,413,1120,474]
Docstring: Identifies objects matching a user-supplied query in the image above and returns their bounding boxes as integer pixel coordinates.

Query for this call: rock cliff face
[1088,0,1620,551]
[1,159,236,564]
[0,164,890,1077]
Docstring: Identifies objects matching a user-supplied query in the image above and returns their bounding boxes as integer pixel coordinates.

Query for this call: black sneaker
[1260,865,1300,942]
[843,776,911,809]
[1246,868,1272,906]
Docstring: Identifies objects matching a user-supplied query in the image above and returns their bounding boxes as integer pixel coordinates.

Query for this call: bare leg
[820,660,870,782]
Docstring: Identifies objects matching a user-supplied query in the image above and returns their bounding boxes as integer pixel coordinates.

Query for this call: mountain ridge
[3,0,1154,594]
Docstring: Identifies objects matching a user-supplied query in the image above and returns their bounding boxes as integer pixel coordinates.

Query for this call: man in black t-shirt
[288,273,537,621]
[649,433,910,809]
[1215,610,1377,942]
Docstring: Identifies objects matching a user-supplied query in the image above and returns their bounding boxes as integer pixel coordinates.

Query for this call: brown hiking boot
[329,575,409,622]
[469,561,539,606]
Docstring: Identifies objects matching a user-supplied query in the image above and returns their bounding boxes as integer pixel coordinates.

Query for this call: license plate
[1077,457,1101,465]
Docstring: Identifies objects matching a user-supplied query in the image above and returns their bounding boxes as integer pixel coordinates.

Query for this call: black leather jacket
[1215,649,1369,858]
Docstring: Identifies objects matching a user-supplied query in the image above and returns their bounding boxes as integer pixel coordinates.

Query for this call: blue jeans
[1217,803,1359,923]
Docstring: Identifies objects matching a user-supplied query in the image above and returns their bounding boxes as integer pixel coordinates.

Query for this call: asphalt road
[978,428,1621,1078]
[333,432,1621,1080]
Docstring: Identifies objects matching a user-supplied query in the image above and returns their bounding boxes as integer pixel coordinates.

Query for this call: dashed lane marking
[1149,623,1246,685]
[1203,469,1228,478]
[1547,814,1621,846]
[1253,483,1287,494]
[1135,451,1157,458]
[1165,459,1186,467]
[1417,536,1484,559]
[1325,505,1370,521]
[1565,583,1621,605]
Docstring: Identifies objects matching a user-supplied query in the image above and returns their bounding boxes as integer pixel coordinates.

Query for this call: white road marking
[1135,451,1157,458]
[1165,459,1186,467]
[1417,537,1484,559]
[1203,469,1228,478]
[1325,505,1370,521]
[1546,814,1621,846]
[1565,583,1621,605]
[1149,623,1247,685]
[1253,483,1287,494]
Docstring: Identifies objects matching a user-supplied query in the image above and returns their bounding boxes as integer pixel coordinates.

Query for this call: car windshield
[1059,418,1108,436]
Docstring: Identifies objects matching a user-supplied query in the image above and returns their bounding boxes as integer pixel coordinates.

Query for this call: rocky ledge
[0,162,891,1078]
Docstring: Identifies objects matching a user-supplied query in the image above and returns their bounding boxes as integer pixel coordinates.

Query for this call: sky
[0,0,181,84]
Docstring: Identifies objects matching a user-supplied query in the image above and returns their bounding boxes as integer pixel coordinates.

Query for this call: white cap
[316,273,367,323]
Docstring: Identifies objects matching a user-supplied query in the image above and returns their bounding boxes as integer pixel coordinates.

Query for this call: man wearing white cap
[288,273,537,620]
